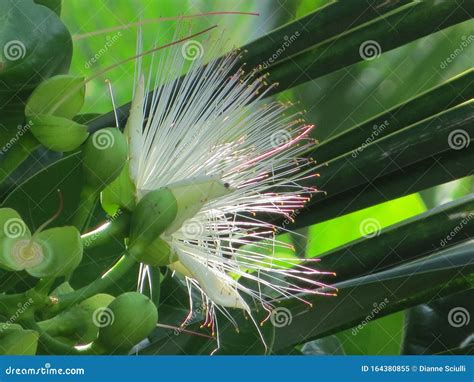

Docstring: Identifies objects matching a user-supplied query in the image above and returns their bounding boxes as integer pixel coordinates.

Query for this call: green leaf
[265,0,474,93]
[25,75,85,119]
[402,289,474,354]
[0,328,39,355]
[272,240,474,352]
[242,0,411,70]
[335,312,404,355]
[0,0,72,104]
[313,69,474,164]
[291,101,473,228]
[29,114,89,152]
[315,195,474,282]
[295,151,474,229]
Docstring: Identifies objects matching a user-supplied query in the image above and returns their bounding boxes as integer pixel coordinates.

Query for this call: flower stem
[72,187,98,232]
[49,254,136,314]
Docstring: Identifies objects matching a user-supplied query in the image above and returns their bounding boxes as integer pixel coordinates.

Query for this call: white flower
[124,30,335,343]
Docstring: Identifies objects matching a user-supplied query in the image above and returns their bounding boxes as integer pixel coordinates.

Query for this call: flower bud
[25,75,85,118]
[30,114,89,152]
[128,188,177,257]
[129,176,231,258]
[82,128,128,192]
[78,293,115,343]
[136,237,176,267]
[97,292,157,352]
[100,164,136,215]
[164,175,232,235]
[0,327,39,355]
[34,0,62,15]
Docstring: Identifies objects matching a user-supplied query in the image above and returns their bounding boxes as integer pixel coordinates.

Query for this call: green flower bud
[101,164,136,215]
[82,128,128,192]
[138,237,176,266]
[34,0,62,16]
[164,176,231,235]
[30,114,89,152]
[25,75,85,118]
[0,327,39,355]
[129,176,231,259]
[128,188,177,257]
[78,293,115,343]
[97,292,157,352]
